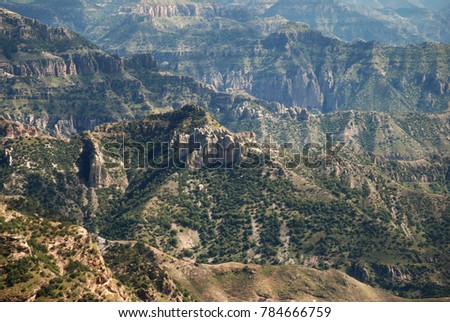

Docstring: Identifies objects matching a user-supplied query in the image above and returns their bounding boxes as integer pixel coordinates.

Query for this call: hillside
[103,242,401,302]
[0,8,448,302]
[0,197,403,302]
[266,0,450,44]
[1,0,449,46]
[1,6,449,115]
[157,24,450,113]
[1,105,448,299]
[1,2,449,114]
[0,8,276,135]
[0,202,132,301]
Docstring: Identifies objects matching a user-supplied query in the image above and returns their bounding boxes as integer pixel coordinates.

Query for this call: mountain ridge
[0,6,449,302]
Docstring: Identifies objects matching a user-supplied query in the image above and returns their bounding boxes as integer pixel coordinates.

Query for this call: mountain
[157,24,450,113]
[0,202,132,301]
[1,3,448,114]
[266,0,450,44]
[343,0,450,45]
[1,0,448,48]
[1,104,449,299]
[0,8,281,136]
[0,8,449,302]
[342,0,449,12]
[0,201,399,302]
[0,7,152,134]
[104,242,401,301]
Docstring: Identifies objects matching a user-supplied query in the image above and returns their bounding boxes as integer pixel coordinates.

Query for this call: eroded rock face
[62,52,123,76]
[77,134,128,190]
[7,58,69,77]
[124,53,158,71]
[349,261,413,290]
[78,137,109,188]
[0,9,140,136]
[1,114,117,137]
[172,126,256,169]
[375,264,411,282]
[0,8,123,78]
[88,144,109,189]
[2,52,123,78]
[0,117,38,138]
[119,2,252,21]
[349,262,372,284]
[156,25,449,113]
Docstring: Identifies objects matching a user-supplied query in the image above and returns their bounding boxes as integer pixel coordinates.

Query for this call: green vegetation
[0,7,448,302]
[104,242,190,301]
[0,204,130,301]
[3,258,36,287]
[1,104,448,299]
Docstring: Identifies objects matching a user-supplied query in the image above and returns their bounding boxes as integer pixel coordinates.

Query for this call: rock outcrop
[160,26,449,113]
[0,117,38,138]
[1,114,117,137]
[1,52,123,78]
[124,53,158,71]
[172,126,256,169]
[119,2,252,21]
[350,260,416,290]
[77,133,129,190]
[0,234,32,260]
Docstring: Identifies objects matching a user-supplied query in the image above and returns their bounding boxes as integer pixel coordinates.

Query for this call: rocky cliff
[0,8,134,134]
[3,0,448,46]
[1,51,123,78]
[77,133,128,190]
[0,114,119,137]
[0,9,283,137]
[172,126,256,169]
[159,25,450,113]
[118,2,253,21]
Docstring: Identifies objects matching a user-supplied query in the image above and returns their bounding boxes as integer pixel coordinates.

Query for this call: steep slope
[0,8,278,135]
[266,0,450,44]
[0,7,448,302]
[1,0,448,47]
[1,105,449,299]
[158,24,450,113]
[0,8,149,134]
[0,202,132,301]
[0,200,400,303]
[82,108,450,299]
[1,6,448,115]
[0,1,268,53]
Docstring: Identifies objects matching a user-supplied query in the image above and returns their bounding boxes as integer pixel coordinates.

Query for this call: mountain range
[2,1,448,114]
[1,0,449,46]
[0,5,449,302]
